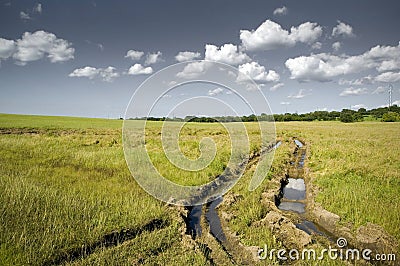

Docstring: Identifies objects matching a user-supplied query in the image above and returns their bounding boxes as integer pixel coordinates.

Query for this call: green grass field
[0,114,399,265]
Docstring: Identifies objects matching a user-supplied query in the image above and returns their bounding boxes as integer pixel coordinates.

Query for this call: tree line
[131,105,400,123]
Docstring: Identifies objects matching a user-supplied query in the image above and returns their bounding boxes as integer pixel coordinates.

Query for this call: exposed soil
[42,218,168,265]
[218,137,399,265]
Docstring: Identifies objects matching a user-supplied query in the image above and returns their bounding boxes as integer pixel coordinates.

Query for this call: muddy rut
[186,138,398,265]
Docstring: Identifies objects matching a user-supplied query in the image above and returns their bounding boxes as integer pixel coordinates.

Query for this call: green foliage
[382,111,400,122]
[339,112,354,123]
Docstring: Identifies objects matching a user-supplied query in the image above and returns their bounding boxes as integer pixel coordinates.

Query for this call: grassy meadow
[0,113,399,265]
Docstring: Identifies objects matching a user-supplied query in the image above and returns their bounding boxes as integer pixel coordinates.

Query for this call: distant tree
[340,112,354,123]
[382,112,400,122]
[357,108,367,115]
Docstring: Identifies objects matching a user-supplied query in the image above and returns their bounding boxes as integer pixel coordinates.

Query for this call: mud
[43,218,168,265]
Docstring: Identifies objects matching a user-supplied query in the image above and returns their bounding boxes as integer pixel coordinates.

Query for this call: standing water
[278,140,327,237]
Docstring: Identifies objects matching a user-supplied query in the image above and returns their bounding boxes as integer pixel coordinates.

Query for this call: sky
[0,0,400,118]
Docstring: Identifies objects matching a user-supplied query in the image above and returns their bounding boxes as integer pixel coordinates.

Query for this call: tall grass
[1,115,398,265]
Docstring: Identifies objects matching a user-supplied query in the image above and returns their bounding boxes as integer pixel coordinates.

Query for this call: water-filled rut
[277,139,334,240]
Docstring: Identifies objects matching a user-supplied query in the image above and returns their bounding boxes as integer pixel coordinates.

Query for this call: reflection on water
[278,201,305,213]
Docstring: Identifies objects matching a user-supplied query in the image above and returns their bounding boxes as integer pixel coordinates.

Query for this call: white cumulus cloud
[339,87,368,96]
[11,30,74,65]
[145,51,162,65]
[205,43,250,65]
[69,66,99,79]
[128,63,153,75]
[238,61,280,83]
[273,6,288,16]
[240,20,322,51]
[332,21,354,38]
[125,50,144,61]
[285,43,400,82]
[0,38,16,60]
[99,66,119,82]
[69,66,119,82]
[290,22,323,44]
[176,61,210,79]
[377,60,400,72]
[175,51,201,62]
[375,71,400,83]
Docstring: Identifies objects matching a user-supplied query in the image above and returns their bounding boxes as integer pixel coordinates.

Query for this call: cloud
[69,66,99,79]
[311,42,322,50]
[332,41,341,51]
[270,82,284,91]
[128,63,153,75]
[33,3,42,13]
[20,3,42,20]
[176,61,210,79]
[285,43,400,82]
[339,76,374,86]
[372,86,387,94]
[377,60,400,72]
[7,31,74,65]
[332,21,354,38]
[207,87,224,96]
[0,38,16,60]
[238,61,280,83]
[280,101,290,105]
[290,22,323,44]
[125,50,144,61]
[175,51,201,62]
[20,11,31,20]
[288,89,308,99]
[240,20,322,51]
[351,104,367,110]
[339,87,368,96]
[205,43,250,65]
[99,66,119,82]
[145,51,162,65]
[85,40,104,51]
[273,6,288,16]
[375,71,400,83]
[69,66,119,82]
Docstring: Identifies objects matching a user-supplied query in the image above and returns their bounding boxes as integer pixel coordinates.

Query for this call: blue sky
[0,0,399,118]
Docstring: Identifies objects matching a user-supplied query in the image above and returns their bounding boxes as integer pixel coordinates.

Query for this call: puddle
[205,197,227,243]
[296,220,325,236]
[186,197,226,243]
[187,205,202,239]
[273,141,282,149]
[294,139,303,147]
[278,202,305,213]
[298,150,306,169]
[282,178,306,200]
